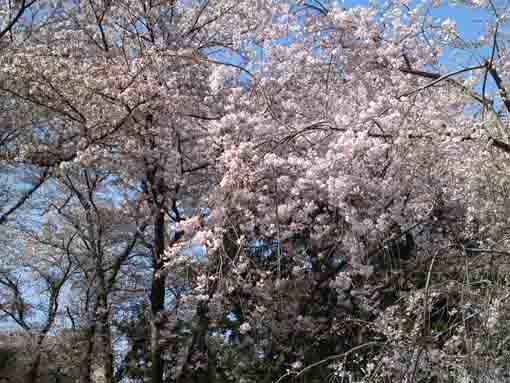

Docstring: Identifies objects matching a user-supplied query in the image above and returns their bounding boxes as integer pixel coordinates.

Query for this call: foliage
[3,1,510,383]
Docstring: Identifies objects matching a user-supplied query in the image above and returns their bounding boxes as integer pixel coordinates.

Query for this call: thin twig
[399,64,487,99]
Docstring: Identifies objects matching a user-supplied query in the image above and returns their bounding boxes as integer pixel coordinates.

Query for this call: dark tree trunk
[26,352,42,383]
[80,323,96,383]
[150,208,166,383]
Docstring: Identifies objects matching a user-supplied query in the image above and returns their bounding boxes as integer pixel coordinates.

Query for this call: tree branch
[0,168,49,225]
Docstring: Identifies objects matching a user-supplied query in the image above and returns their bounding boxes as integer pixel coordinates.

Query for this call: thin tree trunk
[150,208,166,383]
[80,323,96,383]
[26,350,42,383]
[81,193,113,383]
[26,331,50,382]
[94,253,113,383]
[26,271,67,383]
[94,293,113,383]
[175,299,213,383]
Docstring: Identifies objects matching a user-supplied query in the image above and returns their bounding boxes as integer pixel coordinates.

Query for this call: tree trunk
[94,294,113,383]
[149,208,166,383]
[94,258,113,383]
[26,331,50,383]
[83,199,113,383]
[175,301,213,383]
[26,351,42,383]
[80,323,95,383]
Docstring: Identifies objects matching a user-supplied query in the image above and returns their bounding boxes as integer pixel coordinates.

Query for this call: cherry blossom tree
[3,1,510,383]
[0,0,274,381]
[177,2,510,382]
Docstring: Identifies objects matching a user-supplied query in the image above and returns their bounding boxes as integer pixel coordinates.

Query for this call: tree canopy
[2,1,510,383]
